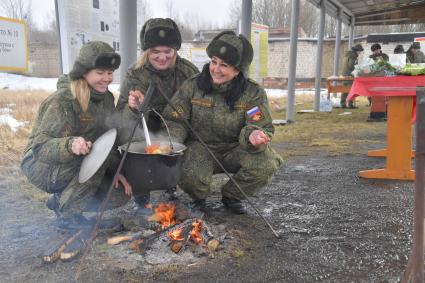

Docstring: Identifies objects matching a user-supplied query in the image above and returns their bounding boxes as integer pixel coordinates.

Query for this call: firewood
[42,230,82,263]
[170,240,183,253]
[131,218,195,253]
[169,222,193,253]
[200,222,220,252]
[107,232,143,245]
[59,230,91,261]
[206,238,220,252]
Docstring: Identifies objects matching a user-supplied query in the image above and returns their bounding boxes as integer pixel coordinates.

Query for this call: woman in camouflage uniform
[406,42,425,63]
[21,41,132,228]
[341,44,363,108]
[116,18,199,210]
[162,31,283,214]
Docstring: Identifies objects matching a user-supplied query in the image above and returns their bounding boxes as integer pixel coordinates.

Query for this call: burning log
[42,230,82,263]
[130,218,196,253]
[199,221,220,252]
[169,240,184,253]
[168,222,193,254]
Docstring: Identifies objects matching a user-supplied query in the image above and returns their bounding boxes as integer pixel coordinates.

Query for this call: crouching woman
[162,31,283,214]
[21,41,132,228]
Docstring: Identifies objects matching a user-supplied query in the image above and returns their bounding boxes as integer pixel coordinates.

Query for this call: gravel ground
[0,132,416,282]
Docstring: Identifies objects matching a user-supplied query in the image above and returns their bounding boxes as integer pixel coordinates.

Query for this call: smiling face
[209,56,240,84]
[84,68,114,93]
[148,46,176,70]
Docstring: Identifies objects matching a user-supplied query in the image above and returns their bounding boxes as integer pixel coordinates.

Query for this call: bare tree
[164,0,174,18]
[299,0,319,37]
[0,0,33,33]
[138,0,151,23]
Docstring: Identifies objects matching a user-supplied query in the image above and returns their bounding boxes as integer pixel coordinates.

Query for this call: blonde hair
[135,48,177,70]
[70,78,91,112]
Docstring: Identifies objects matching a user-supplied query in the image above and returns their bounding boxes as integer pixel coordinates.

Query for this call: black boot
[46,193,61,217]
[189,199,206,212]
[222,196,246,214]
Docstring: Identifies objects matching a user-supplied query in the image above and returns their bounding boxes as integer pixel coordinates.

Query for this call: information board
[249,23,268,83]
[0,16,27,72]
[56,0,144,77]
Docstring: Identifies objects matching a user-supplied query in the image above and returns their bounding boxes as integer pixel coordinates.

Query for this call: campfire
[141,203,219,253]
[124,202,219,255]
[41,202,219,263]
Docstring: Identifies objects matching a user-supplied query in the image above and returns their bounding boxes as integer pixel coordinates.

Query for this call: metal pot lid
[78,128,117,183]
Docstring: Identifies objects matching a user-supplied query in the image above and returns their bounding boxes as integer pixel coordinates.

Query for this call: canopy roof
[308,0,425,26]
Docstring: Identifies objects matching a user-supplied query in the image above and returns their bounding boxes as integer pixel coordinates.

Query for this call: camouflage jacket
[407,50,425,63]
[162,76,275,153]
[116,56,199,121]
[23,75,117,165]
[342,50,359,76]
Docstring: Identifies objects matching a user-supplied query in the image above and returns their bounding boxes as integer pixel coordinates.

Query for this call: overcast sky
[1,0,236,30]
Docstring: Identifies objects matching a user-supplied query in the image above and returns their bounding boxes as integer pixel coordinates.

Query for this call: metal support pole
[119,0,138,85]
[348,17,355,49]
[54,0,63,75]
[333,9,342,76]
[286,0,300,122]
[314,0,326,111]
[401,87,425,283]
[412,87,425,282]
[241,0,252,41]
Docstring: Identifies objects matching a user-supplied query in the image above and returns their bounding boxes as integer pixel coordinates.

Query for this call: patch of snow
[265,88,327,99]
[0,113,27,132]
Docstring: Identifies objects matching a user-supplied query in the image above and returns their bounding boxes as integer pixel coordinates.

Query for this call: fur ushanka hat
[206,31,254,73]
[140,18,182,51]
[69,41,120,80]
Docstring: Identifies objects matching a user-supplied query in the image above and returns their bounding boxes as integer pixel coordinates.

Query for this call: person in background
[21,41,132,229]
[162,31,283,214]
[394,44,405,54]
[341,44,364,108]
[116,18,199,212]
[406,42,425,63]
[369,43,389,62]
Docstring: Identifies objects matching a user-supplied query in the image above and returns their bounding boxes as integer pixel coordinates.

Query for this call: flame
[149,203,205,246]
[190,219,203,244]
[148,203,177,228]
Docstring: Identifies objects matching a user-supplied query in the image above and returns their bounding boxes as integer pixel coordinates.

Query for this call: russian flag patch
[246,106,263,121]
[247,106,260,117]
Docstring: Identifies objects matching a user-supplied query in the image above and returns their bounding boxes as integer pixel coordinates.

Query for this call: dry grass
[0,90,50,200]
[269,93,386,159]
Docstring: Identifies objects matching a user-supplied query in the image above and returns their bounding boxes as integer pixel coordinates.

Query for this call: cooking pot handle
[151,108,174,152]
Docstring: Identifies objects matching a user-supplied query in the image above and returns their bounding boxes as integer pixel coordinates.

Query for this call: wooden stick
[42,230,82,263]
[107,232,143,245]
[60,230,91,261]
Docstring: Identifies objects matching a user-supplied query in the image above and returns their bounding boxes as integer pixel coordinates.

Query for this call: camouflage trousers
[21,150,129,217]
[179,141,283,201]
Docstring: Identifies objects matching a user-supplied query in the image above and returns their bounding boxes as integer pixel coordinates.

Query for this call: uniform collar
[211,80,233,94]
[90,88,108,102]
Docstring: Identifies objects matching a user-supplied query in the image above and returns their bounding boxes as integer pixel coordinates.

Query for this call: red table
[348,76,425,180]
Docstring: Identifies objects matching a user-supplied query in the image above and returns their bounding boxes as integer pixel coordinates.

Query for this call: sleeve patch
[247,106,263,121]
